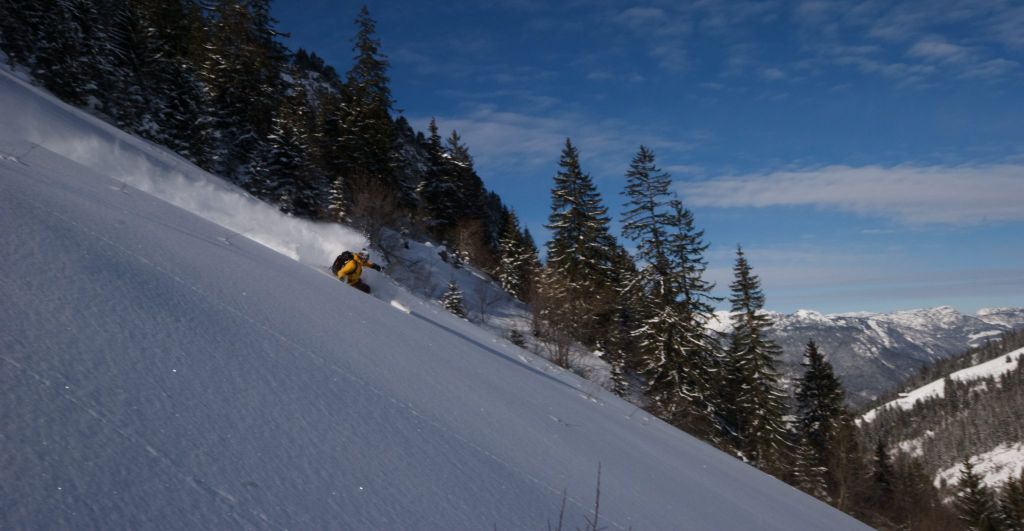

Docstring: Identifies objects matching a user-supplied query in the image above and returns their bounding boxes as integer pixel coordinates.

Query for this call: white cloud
[616,7,669,31]
[960,58,1019,79]
[760,67,786,80]
[680,164,1024,225]
[907,37,973,63]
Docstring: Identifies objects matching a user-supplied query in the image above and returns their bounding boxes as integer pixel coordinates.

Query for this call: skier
[332,250,382,294]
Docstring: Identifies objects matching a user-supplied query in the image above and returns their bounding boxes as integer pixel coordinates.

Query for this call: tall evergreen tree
[31,0,105,106]
[251,72,317,215]
[337,5,396,192]
[445,129,486,223]
[621,145,673,283]
[870,439,895,514]
[630,197,722,436]
[201,0,287,179]
[417,118,460,234]
[497,210,531,300]
[722,246,789,471]
[793,339,851,503]
[107,0,210,164]
[955,458,1000,531]
[543,138,617,346]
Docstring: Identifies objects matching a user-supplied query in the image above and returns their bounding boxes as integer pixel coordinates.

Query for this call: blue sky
[273,0,1024,314]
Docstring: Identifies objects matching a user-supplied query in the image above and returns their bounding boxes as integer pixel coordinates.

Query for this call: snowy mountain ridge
[712,305,1024,406]
[0,58,868,529]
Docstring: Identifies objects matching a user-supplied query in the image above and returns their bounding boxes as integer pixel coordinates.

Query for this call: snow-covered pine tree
[617,148,723,436]
[584,243,639,399]
[251,70,319,216]
[793,340,848,500]
[31,0,105,107]
[792,434,830,501]
[636,198,722,436]
[497,210,530,300]
[955,458,1000,531]
[621,145,673,285]
[542,138,617,347]
[440,281,467,318]
[417,118,460,235]
[200,0,286,180]
[337,6,396,193]
[107,0,209,160]
[445,129,487,223]
[722,246,789,471]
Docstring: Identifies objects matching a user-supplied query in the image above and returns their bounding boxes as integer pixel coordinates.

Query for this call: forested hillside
[859,330,1024,529]
[3,2,1019,528]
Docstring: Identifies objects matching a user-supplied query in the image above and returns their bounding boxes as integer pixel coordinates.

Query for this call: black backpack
[331,251,354,275]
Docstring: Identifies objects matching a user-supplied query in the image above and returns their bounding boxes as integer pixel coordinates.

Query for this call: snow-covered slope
[713,306,1024,406]
[0,68,867,528]
[860,347,1024,423]
[936,443,1024,490]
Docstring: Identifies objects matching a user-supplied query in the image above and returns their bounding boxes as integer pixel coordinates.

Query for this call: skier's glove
[370,264,383,271]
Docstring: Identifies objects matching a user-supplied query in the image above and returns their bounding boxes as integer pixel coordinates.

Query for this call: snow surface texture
[859,347,1024,424]
[0,69,868,529]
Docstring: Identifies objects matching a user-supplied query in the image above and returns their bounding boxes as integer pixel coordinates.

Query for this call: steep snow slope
[0,70,867,529]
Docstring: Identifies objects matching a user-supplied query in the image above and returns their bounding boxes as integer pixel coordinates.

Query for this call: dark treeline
[1,3,1005,528]
[0,0,524,271]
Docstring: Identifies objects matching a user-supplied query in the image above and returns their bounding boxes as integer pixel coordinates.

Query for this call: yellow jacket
[336,254,376,285]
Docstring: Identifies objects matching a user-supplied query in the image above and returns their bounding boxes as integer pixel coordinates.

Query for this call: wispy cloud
[791,1,1022,84]
[704,245,1024,313]
[907,37,973,64]
[681,164,1024,225]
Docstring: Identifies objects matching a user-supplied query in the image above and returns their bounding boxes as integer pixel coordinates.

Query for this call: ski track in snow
[4,162,624,529]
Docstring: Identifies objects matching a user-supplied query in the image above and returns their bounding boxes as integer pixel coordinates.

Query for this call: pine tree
[417,118,460,234]
[251,70,319,215]
[1000,470,1024,530]
[543,138,617,347]
[337,6,396,193]
[445,129,486,223]
[603,245,640,399]
[870,439,895,515]
[440,280,467,318]
[621,145,673,284]
[107,0,210,165]
[793,340,850,504]
[32,0,105,106]
[632,197,722,436]
[497,210,530,300]
[956,458,1000,531]
[792,434,829,500]
[0,0,44,67]
[201,0,287,179]
[722,246,789,471]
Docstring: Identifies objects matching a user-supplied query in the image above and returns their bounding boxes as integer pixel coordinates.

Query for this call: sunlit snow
[0,65,868,529]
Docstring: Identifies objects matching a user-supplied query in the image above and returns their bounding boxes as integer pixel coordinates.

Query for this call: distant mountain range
[712,306,1024,407]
